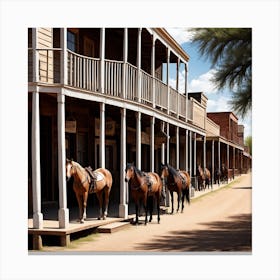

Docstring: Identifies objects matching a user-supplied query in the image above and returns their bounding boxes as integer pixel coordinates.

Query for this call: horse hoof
[98,217,101,220]
[80,220,84,224]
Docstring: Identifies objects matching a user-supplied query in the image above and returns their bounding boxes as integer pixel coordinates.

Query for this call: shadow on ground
[134,213,252,252]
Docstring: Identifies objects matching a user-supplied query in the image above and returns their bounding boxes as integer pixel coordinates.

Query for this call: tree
[189,28,252,118]
[245,136,252,155]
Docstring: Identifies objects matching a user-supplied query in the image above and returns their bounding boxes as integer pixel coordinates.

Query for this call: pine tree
[190,28,252,118]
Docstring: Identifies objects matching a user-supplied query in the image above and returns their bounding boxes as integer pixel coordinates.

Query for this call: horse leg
[103,187,110,220]
[148,196,153,223]
[144,193,148,225]
[181,190,185,213]
[96,192,103,220]
[170,191,174,214]
[135,202,139,225]
[177,191,181,213]
[82,192,88,221]
[75,192,84,223]
[157,193,160,224]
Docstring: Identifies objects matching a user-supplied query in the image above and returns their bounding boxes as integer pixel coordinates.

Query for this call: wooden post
[119,108,128,218]
[176,126,179,169]
[60,28,67,85]
[32,87,43,229]
[57,92,69,228]
[122,28,128,99]
[100,102,105,168]
[137,28,142,102]
[185,130,189,172]
[150,116,155,172]
[136,111,141,170]
[212,140,215,186]
[100,28,105,94]
[185,63,188,121]
[151,35,156,108]
[166,48,170,114]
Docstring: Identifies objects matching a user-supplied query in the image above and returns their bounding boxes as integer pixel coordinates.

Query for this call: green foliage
[189,28,252,118]
[245,136,252,155]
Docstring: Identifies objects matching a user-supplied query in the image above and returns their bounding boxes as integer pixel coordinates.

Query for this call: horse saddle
[141,173,153,192]
[178,172,186,188]
[85,166,105,193]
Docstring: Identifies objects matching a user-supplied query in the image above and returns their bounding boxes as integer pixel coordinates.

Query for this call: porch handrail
[67,50,100,92]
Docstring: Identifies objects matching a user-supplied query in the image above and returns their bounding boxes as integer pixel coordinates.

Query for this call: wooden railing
[154,77,168,110]
[141,70,153,105]
[68,50,100,92]
[30,51,210,128]
[104,59,123,97]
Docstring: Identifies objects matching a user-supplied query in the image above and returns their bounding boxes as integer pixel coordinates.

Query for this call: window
[67,30,77,52]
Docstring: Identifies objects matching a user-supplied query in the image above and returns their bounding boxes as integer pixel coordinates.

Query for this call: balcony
[29,49,200,127]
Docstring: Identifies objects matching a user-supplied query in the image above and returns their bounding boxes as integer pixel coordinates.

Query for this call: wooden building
[28,28,251,229]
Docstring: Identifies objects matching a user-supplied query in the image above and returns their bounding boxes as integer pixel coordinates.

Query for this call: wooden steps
[97,222,131,233]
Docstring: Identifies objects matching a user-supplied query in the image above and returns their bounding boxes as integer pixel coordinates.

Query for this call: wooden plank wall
[38,28,53,83]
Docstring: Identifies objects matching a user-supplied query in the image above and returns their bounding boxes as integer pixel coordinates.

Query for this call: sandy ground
[42,173,252,252]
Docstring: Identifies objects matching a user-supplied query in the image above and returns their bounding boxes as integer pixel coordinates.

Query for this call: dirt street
[44,173,252,252]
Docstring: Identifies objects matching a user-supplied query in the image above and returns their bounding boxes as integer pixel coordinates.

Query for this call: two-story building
[28,28,251,230]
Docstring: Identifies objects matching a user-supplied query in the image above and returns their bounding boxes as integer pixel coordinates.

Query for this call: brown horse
[66,159,113,223]
[125,163,162,225]
[197,165,212,191]
[160,164,191,214]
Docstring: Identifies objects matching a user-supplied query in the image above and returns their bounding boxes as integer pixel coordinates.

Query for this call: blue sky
[166,28,252,139]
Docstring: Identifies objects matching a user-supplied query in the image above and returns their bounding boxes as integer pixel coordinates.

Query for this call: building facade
[28,28,251,229]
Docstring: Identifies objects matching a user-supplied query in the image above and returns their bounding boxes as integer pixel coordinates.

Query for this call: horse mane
[126,163,145,177]
[167,164,179,177]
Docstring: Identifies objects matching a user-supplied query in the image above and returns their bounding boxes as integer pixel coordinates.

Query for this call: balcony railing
[29,49,207,127]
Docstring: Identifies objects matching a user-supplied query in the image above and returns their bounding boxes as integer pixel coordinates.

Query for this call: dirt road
[44,173,252,252]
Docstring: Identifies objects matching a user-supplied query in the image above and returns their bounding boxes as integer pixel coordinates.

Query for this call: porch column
[60,28,67,85]
[166,122,170,164]
[137,28,142,102]
[185,63,188,121]
[166,48,170,114]
[136,111,141,169]
[32,28,39,82]
[100,28,105,94]
[150,116,155,172]
[218,140,221,172]
[119,108,128,218]
[241,150,243,173]
[189,131,192,177]
[57,92,69,228]
[185,130,189,172]
[212,140,215,185]
[176,58,180,118]
[203,136,206,171]
[100,102,105,168]
[122,28,128,99]
[151,35,156,108]
[176,126,179,169]
[227,143,229,181]
[32,88,43,229]
[233,147,236,179]
[160,145,165,167]
[194,133,197,176]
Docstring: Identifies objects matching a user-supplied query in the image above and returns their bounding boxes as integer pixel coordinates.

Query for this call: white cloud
[188,69,217,94]
[166,28,194,45]
[207,96,231,113]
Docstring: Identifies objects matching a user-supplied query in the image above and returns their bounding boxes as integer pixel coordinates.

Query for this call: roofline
[152,28,190,63]
[207,111,239,121]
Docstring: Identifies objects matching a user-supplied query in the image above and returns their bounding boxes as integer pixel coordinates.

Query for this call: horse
[197,165,212,191]
[160,164,191,214]
[220,163,228,183]
[65,159,113,223]
[125,163,162,225]
[214,167,221,186]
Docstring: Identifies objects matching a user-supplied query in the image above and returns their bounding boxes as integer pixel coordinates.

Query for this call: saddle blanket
[93,171,105,182]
